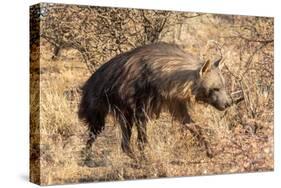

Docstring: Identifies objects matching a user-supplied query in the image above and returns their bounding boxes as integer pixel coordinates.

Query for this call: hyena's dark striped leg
[85,130,97,154]
[119,116,135,159]
[136,113,148,152]
[136,124,148,152]
[83,113,106,167]
[136,123,148,162]
[185,123,213,158]
[168,99,213,157]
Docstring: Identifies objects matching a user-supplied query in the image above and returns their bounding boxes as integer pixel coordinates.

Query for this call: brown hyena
[78,42,232,166]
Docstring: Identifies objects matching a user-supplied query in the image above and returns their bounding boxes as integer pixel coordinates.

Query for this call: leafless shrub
[39,4,204,72]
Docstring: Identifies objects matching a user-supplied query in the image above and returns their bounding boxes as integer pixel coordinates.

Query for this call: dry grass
[30,10,274,185]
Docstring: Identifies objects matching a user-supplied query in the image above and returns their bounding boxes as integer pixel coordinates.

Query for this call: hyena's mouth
[195,97,226,111]
[195,98,209,107]
[211,103,228,111]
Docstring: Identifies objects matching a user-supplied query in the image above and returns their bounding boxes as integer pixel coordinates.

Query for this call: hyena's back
[79,43,202,130]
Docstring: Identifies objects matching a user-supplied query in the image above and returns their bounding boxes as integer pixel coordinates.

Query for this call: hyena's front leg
[184,122,214,158]
[168,99,213,157]
[180,110,213,158]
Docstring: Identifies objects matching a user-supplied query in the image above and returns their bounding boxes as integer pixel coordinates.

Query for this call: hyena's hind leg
[135,112,148,152]
[83,111,107,167]
[119,114,135,159]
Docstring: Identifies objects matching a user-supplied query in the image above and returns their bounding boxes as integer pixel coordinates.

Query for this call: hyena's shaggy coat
[79,42,231,165]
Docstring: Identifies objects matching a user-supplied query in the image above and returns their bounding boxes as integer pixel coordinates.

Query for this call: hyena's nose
[226,98,232,108]
[225,103,230,108]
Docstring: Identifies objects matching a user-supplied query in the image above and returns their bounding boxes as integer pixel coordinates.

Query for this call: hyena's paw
[78,151,96,167]
[125,150,137,161]
[200,137,215,158]
[83,158,97,168]
[79,147,108,168]
[83,157,108,168]
[205,144,214,158]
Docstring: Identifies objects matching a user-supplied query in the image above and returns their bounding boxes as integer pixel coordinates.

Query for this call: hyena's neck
[158,69,199,100]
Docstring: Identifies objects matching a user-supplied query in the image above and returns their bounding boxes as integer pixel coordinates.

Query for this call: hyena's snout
[195,88,232,111]
[221,95,232,110]
[212,90,232,111]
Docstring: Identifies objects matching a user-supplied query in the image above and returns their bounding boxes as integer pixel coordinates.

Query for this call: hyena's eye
[213,88,220,92]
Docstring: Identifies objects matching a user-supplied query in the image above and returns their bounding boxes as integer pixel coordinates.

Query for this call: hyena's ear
[199,59,211,77]
[213,57,224,69]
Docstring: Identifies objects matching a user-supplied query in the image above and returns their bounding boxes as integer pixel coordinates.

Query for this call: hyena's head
[194,58,232,111]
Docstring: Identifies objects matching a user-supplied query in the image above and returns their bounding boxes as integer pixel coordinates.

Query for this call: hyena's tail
[78,93,108,136]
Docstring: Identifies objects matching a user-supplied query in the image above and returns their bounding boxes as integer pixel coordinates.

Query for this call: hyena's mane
[79,42,203,126]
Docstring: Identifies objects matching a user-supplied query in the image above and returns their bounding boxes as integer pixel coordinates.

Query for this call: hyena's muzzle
[195,58,232,111]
